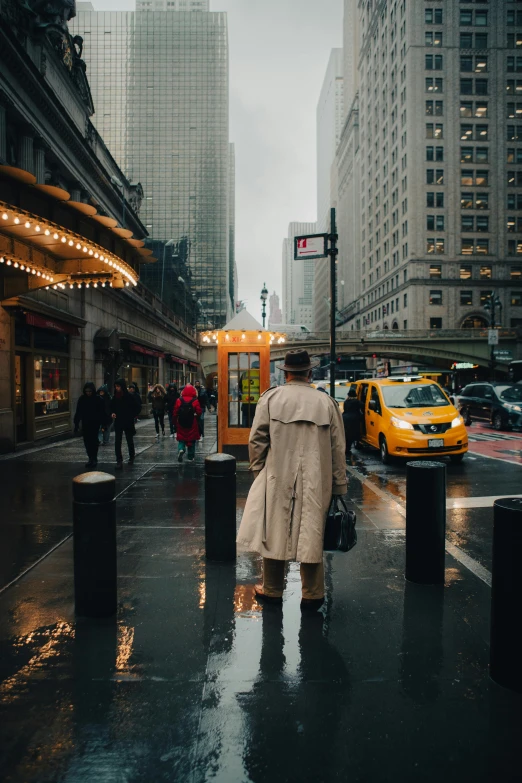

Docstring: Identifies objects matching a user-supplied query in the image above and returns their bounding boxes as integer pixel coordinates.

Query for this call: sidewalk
[0,416,520,782]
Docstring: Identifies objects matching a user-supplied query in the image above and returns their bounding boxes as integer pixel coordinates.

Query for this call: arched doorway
[392,321,399,330]
[461,314,489,329]
[383,323,389,330]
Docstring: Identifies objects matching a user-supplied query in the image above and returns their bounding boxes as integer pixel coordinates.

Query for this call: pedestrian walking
[74,382,108,468]
[173,383,202,462]
[110,378,141,469]
[194,380,209,439]
[165,383,180,437]
[97,384,112,446]
[128,382,142,421]
[148,383,167,438]
[208,385,217,413]
[237,348,347,610]
[342,387,362,457]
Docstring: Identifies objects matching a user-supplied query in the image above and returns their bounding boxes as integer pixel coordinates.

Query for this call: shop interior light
[6,259,11,265]
[68,240,74,246]
[0,257,4,263]
[35,225,41,232]
[53,232,59,239]
[76,242,81,249]
[25,221,31,228]
[61,236,66,243]
[13,262,19,268]
[14,217,20,224]
[44,229,50,236]
[2,212,8,220]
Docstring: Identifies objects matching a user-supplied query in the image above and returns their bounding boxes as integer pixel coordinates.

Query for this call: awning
[189,361,199,369]
[168,354,188,365]
[129,342,165,359]
[26,312,80,336]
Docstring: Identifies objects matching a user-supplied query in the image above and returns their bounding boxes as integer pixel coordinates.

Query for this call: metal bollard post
[205,454,236,561]
[72,471,117,617]
[490,498,522,692]
[405,461,446,585]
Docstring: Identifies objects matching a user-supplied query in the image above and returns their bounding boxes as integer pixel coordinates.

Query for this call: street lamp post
[484,294,503,382]
[260,283,268,328]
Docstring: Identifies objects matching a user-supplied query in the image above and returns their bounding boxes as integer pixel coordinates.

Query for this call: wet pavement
[1,416,521,782]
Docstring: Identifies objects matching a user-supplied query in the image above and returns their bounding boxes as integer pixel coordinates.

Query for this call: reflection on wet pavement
[1,417,521,781]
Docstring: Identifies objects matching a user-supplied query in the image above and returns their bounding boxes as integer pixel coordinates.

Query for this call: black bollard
[205,453,236,561]
[72,471,117,617]
[490,498,522,692]
[405,461,446,585]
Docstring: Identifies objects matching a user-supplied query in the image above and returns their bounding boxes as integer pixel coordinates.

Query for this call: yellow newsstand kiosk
[201,310,285,460]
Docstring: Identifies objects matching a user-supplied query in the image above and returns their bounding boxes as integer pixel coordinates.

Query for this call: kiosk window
[228,352,260,428]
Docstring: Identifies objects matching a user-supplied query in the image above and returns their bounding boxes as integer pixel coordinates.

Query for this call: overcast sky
[88,0,344,320]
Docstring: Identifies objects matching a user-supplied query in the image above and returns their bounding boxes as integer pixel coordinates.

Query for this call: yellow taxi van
[353,376,468,464]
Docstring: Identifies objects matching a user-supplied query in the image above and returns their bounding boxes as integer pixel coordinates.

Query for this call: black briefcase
[323,496,357,553]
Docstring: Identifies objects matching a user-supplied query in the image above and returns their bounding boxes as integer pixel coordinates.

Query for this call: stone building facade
[0,0,198,453]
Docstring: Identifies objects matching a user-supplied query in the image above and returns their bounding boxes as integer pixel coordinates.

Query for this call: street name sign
[294,233,328,261]
[493,349,513,360]
[488,329,499,346]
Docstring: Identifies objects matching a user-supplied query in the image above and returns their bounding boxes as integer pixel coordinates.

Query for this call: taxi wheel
[379,436,390,465]
[450,453,465,465]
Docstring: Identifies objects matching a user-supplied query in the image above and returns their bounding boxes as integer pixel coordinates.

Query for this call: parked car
[353,376,468,464]
[456,382,522,431]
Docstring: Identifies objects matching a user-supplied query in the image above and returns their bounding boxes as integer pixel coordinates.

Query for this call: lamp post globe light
[260,283,268,328]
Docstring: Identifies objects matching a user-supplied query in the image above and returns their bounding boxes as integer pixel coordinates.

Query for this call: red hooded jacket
[173,384,202,442]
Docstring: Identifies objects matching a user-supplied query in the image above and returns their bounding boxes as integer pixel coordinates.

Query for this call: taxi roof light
[388,376,423,383]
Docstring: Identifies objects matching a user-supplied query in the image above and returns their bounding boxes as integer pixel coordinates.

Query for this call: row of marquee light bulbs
[0,208,138,289]
[201,331,286,344]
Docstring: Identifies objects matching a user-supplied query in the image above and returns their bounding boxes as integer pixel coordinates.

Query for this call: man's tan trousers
[262,557,324,600]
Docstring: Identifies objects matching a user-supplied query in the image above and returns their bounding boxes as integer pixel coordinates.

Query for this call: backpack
[178,399,196,429]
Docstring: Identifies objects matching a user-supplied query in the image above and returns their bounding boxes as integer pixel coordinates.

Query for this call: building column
[70,188,82,202]
[0,105,6,163]
[17,133,34,174]
[34,147,46,184]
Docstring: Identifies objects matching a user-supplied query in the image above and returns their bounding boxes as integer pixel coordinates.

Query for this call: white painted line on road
[346,465,493,588]
[468,451,522,467]
[444,541,492,587]
[447,494,522,509]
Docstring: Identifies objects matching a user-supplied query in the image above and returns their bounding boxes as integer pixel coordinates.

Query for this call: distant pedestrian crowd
[74,378,217,469]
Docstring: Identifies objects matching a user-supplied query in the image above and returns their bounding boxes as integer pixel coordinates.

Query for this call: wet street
[0,418,521,782]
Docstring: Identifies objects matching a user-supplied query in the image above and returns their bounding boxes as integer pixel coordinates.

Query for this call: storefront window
[228,352,260,428]
[34,356,69,417]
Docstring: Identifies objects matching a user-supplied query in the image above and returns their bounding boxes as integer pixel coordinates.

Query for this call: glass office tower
[71,6,232,328]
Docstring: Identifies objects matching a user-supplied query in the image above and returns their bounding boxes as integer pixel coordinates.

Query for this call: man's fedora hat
[277,348,319,372]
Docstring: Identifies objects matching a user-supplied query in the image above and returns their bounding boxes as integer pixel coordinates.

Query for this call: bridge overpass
[200,328,522,377]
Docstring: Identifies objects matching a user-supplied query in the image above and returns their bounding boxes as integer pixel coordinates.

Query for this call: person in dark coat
[110,378,141,469]
[97,384,112,446]
[148,383,167,438]
[74,382,107,468]
[127,382,142,420]
[194,380,209,438]
[165,383,180,437]
[173,383,202,462]
[343,387,362,458]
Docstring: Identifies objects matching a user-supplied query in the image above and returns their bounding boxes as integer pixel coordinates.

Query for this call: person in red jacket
[173,384,202,462]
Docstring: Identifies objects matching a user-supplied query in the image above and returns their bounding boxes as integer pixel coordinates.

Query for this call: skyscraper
[71,3,232,328]
[268,292,283,328]
[282,222,316,328]
[335,0,522,332]
[314,49,344,331]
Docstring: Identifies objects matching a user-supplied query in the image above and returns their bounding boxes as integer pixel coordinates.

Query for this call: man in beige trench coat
[236,348,347,609]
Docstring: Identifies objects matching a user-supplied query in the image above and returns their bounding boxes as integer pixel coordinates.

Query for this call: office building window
[429,290,443,305]
[460,265,472,280]
[507,11,522,27]
[508,240,522,255]
[461,55,473,72]
[507,56,522,73]
[507,148,522,163]
[460,124,489,141]
[476,193,489,209]
[425,8,443,24]
[430,264,442,278]
[460,10,473,26]
[461,147,474,163]
[508,171,522,187]
[426,77,443,92]
[461,79,473,95]
[462,239,490,255]
[461,192,474,209]
[460,291,473,306]
[426,54,443,70]
[460,32,473,48]
[512,292,522,306]
[507,193,522,209]
[427,192,444,207]
[480,265,492,279]
[507,216,522,232]
[507,102,522,118]
[462,215,474,231]
[480,290,493,305]
[476,216,489,232]
[430,317,442,329]
[507,32,522,49]
[506,79,522,94]
[425,31,443,47]
[511,266,522,279]
[426,238,445,254]
[507,125,522,141]
[426,215,445,231]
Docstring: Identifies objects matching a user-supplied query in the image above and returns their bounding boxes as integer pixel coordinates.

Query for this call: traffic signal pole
[328,208,338,400]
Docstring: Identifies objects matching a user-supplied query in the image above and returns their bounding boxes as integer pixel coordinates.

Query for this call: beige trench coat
[236,380,347,563]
